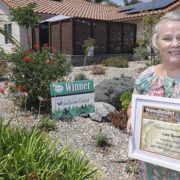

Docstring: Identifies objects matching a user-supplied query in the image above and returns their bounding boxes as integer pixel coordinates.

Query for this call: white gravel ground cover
[0,61,147,180]
[67,61,146,86]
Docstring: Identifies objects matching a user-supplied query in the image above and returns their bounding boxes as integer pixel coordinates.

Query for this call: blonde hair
[152,10,180,50]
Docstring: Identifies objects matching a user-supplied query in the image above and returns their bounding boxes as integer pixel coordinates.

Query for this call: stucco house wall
[0,1,31,53]
[126,6,180,43]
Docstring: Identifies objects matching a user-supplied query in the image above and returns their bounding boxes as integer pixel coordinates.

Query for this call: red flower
[24,56,30,61]
[25,49,34,53]
[45,60,52,64]
[34,43,38,49]
[18,85,25,92]
[0,89,5,94]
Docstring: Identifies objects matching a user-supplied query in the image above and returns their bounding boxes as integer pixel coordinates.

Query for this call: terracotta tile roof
[1,0,180,21]
[1,0,119,20]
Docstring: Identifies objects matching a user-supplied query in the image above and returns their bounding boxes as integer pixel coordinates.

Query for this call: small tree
[82,37,96,69]
[10,3,40,49]
[133,12,161,63]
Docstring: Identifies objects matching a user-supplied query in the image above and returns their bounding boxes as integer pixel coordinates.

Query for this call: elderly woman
[127,11,180,179]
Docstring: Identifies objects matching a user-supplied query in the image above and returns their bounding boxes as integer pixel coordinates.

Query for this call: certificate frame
[128,94,180,172]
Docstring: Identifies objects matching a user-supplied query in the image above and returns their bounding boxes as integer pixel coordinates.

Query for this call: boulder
[89,102,116,122]
[95,77,134,109]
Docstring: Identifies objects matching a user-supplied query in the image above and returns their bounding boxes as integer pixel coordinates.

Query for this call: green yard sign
[50,80,95,119]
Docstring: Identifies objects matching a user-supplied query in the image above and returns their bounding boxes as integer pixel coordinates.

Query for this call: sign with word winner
[50,80,95,119]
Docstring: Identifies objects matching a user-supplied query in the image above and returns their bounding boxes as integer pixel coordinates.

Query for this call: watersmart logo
[54,84,64,93]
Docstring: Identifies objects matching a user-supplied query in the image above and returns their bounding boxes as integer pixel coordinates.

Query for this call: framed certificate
[128,94,180,172]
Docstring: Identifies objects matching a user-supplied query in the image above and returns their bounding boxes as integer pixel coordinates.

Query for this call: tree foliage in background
[10,3,40,49]
[133,12,161,63]
[86,0,117,6]
[105,0,118,6]
[83,38,96,55]
[123,0,141,6]
[86,0,105,3]
[142,13,161,47]
[82,38,96,68]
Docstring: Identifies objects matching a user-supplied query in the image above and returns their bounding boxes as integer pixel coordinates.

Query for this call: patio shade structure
[34,14,137,55]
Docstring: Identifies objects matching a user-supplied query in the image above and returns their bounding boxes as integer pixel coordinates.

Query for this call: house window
[4,23,12,44]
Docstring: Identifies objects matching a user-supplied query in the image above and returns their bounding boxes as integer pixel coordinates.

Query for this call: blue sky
[112,0,151,6]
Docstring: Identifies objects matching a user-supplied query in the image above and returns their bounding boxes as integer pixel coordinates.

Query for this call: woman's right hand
[127,118,131,136]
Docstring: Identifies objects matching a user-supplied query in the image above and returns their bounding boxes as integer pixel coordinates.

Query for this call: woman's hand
[127,118,131,135]
[127,102,132,135]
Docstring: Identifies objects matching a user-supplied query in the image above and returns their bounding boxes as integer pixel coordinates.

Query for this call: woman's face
[157,21,180,65]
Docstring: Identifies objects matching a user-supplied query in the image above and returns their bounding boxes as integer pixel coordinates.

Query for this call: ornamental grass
[0,117,99,179]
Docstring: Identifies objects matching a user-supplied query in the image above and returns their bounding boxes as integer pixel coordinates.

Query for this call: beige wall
[124,6,180,43]
[173,6,180,14]
[0,1,30,53]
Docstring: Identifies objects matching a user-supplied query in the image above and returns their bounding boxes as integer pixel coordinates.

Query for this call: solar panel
[119,0,178,14]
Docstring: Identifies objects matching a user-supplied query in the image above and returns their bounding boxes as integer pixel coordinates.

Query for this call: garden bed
[0,61,146,179]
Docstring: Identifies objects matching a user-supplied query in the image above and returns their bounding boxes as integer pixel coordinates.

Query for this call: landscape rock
[95,77,134,109]
[89,102,116,122]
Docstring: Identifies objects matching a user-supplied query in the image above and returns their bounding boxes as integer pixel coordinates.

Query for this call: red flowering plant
[0,82,9,98]
[33,43,39,50]
[0,88,5,94]
[9,47,71,109]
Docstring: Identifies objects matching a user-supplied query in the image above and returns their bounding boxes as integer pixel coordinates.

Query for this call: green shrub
[74,73,88,81]
[83,37,96,55]
[0,48,8,61]
[91,65,106,75]
[104,56,128,68]
[37,116,58,132]
[95,131,109,147]
[0,48,8,77]
[119,91,132,111]
[0,61,7,77]
[0,117,99,179]
[125,160,139,175]
[10,48,71,109]
[133,46,149,61]
[146,53,161,67]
